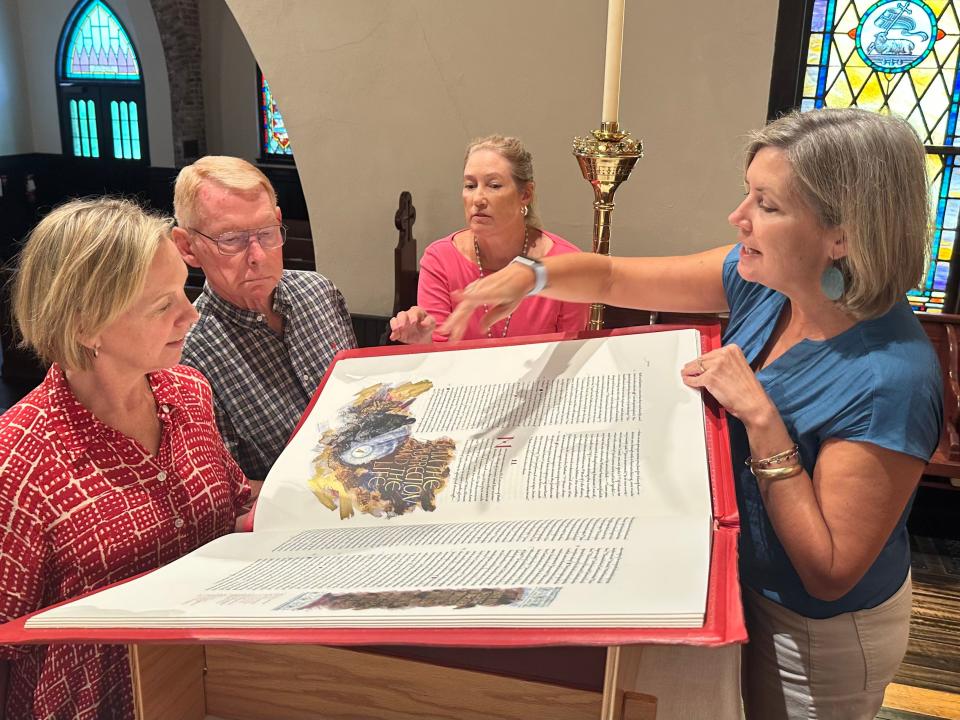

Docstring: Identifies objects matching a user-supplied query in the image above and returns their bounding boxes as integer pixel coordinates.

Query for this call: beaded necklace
[472,226,529,338]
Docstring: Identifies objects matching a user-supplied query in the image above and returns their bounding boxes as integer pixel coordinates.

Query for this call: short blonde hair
[173,155,277,227]
[746,108,930,319]
[465,135,542,230]
[12,197,172,371]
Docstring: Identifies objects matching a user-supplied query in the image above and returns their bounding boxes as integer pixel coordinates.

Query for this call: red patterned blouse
[0,364,250,720]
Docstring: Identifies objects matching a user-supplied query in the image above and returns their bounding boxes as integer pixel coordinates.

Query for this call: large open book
[11,326,744,647]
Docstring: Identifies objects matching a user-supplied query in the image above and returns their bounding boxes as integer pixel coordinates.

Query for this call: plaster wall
[0,0,32,156]
[212,1,779,314]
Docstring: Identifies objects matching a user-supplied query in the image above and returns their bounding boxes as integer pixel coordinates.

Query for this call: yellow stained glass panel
[826,76,854,106]
[855,74,885,109]
[911,69,941,99]
[807,35,823,66]
[939,5,959,33]
[844,65,872,96]
[835,1,861,30]
[804,67,820,97]
[939,237,954,260]
[928,0,951,15]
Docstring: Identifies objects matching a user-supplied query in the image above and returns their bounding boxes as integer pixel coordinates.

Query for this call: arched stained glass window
[64,0,140,80]
[56,0,148,164]
[784,0,960,312]
[258,68,294,160]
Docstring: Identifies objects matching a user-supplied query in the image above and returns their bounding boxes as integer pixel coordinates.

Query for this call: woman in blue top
[441,108,943,720]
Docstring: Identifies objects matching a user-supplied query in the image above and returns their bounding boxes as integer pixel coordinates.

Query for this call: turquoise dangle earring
[821,233,846,301]
[821,260,845,301]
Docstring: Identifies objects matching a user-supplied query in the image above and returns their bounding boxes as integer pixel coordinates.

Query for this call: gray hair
[465,135,542,230]
[174,155,277,228]
[746,108,930,319]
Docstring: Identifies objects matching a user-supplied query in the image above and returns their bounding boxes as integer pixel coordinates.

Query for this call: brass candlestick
[573,121,642,330]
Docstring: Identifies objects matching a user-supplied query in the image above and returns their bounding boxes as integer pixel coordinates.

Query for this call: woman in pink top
[389,135,588,343]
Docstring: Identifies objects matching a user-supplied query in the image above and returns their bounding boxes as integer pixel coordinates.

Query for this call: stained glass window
[69,98,99,158]
[57,1,148,163]
[260,75,293,157]
[63,0,140,80]
[799,0,960,312]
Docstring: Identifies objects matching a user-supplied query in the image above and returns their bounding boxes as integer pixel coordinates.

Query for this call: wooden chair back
[393,191,419,316]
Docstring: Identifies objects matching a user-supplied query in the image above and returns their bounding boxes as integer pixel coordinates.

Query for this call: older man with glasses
[172,156,356,483]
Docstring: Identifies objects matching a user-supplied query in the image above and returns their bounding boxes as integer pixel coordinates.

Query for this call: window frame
[54,0,150,165]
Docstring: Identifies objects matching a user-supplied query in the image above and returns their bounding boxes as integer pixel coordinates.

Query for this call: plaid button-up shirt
[181,270,357,479]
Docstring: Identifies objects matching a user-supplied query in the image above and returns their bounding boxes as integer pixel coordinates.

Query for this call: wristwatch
[511,255,548,296]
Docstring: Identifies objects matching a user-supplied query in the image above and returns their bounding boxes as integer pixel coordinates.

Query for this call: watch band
[511,255,548,296]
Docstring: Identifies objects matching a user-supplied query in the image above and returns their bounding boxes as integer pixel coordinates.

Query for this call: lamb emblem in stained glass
[856,0,937,73]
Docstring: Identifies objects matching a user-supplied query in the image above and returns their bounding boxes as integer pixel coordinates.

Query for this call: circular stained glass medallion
[856,0,937,73]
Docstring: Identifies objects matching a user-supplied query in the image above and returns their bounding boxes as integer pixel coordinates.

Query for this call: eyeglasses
[189,224,287,256]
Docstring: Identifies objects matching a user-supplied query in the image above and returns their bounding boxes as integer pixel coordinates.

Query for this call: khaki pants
[741,573,912,720]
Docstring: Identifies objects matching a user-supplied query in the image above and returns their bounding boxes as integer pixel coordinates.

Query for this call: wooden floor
[879,531,960,720]
[881,683,960,719]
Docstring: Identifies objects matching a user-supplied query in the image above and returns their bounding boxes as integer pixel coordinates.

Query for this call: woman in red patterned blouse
[0,198,251,720]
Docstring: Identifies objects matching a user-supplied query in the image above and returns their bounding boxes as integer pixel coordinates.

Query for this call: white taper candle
[602,0,625,124]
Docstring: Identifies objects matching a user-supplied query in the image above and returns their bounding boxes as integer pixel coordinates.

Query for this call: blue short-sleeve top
[721,244,942,618]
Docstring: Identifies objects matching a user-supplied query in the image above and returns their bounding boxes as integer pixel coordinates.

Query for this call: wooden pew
[283,218,316,272]
[917,313,960,485]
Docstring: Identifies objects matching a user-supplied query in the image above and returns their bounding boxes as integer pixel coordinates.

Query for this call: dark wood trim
[767,0,814,120]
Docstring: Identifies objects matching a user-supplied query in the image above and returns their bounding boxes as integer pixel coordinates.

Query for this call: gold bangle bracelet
[745,444,800,469]
[751,463,804,481]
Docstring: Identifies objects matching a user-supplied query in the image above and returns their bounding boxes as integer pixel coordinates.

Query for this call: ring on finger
[697,356,706,373]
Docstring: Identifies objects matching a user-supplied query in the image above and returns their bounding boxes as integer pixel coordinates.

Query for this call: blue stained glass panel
[69,100,82,156]
[946,198,960,230]
[811,0,829,32]
[87,99,99,157]
[78,100,90,157]
[109,99,142,160]
[64,1,140,80]
[119,101,131,159]
[260,76,293,157]
[110,100,122,158]
[936,260,951,288]
[129,102,141,160]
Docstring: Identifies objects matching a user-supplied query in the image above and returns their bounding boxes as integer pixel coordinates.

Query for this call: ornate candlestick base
[573,121,643,330]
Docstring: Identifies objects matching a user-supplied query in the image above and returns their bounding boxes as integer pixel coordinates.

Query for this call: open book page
[254,330,711,533]
[27,513,711,629]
